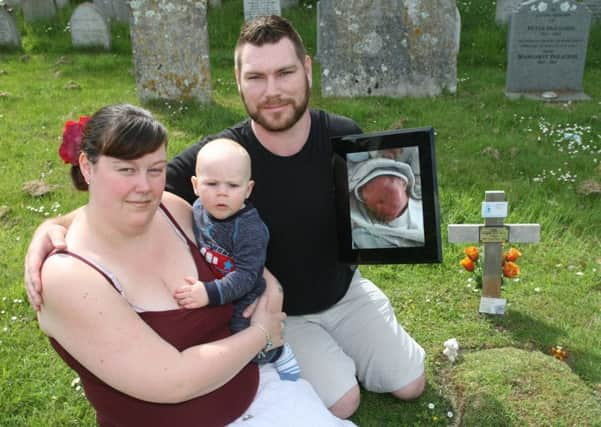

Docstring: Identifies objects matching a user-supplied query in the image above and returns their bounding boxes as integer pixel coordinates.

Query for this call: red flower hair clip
[59,116,89,165]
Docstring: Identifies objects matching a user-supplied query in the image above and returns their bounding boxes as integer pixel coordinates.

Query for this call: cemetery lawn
[1,1,600,426]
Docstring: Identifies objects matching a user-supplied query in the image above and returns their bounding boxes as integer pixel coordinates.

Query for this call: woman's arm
[24,208,81,310]
[38,254,284,404]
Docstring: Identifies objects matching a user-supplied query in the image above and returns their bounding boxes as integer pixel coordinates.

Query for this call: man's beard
[241,76,311,132]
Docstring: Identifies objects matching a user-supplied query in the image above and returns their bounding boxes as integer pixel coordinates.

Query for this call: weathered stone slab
[0,8,20,48]
[112,0,130,22]
[318,0,460,98]
[70,2,111,50]
[244,0,281,21]
[22,0,56,22]
[505,0,591,101]
[130,0,211,104]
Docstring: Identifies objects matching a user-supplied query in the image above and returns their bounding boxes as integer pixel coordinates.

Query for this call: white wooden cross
[448,191,540,315]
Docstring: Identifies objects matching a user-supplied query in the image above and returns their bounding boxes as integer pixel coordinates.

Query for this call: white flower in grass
[428,403,435,410]
[71,377,80,387]
[443,338,459,362]
[576,271,584,276]
[534,287,541,293]
[447,411,454,418]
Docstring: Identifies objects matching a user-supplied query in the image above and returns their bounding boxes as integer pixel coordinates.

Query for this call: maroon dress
[47,204,259,426]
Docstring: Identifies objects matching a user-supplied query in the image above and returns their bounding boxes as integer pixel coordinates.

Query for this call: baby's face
[360,175,408,222]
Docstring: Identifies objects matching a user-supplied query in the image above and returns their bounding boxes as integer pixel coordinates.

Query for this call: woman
[38,104,354,426]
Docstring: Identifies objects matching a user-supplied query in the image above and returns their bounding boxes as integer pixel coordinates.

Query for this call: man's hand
[24,223,68,311]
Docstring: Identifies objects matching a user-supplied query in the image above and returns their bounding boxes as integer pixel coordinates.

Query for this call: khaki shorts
[284,269,426,408]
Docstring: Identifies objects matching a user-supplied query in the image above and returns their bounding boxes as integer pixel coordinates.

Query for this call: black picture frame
[331,127,442,264]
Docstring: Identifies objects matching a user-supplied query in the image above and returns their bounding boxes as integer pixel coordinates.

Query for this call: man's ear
[304,55,312,88]
[246,180,255,199]
[190,176,199,196]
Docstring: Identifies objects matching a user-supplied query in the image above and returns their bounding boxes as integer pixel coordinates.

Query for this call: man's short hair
[235,15,307,69]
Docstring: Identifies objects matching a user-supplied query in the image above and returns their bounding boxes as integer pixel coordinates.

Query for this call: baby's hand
[173,277,209,308]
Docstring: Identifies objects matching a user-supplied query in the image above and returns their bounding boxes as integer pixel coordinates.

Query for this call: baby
[174,138,300,381]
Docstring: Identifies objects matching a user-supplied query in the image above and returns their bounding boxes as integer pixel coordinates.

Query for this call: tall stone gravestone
[0,8,21,49]
[505,0,591,101]
[496,0,522,24]
[22,0,56,22]
[583,0,601,21]
[130,0,211,104]
[244,0,281,21]
[70,3,111,50]
[318,0,460,98]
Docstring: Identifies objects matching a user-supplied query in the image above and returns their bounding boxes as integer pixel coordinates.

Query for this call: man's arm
[24,208,79,310]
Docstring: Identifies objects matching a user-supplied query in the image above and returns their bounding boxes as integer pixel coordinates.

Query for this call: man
[25,16,425,418]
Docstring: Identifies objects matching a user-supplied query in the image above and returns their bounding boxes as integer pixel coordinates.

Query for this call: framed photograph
[331,127,442,264]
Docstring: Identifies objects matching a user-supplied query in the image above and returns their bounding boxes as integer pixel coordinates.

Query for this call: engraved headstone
[130,0,211,104]
[318,0,460,98]
[505,0,591,101]
[22,0,56,22]
[583,0,601,21]
[70,3,111,50]
[244,0,280,21]
[495,0,522,24]
[0,8,21,48]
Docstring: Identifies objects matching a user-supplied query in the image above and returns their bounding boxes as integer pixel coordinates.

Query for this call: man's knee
[391,372,426,400]
[328,385,360,419]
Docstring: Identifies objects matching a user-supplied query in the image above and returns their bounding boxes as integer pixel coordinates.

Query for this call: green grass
[1,0,601,425]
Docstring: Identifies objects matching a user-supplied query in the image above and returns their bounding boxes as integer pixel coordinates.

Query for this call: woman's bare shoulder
[162,191,193,231]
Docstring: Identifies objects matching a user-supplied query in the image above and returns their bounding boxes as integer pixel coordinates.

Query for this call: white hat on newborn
[348,158,417,202]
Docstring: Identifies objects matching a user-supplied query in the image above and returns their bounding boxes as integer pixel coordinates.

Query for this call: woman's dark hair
[71,104,168,190]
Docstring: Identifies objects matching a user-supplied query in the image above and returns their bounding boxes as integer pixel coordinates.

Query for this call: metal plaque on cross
[448,191,540,315]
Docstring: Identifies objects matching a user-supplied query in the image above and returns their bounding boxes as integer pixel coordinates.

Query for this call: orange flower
[504,247,522,262]
[550,345,569,361]
[502,261,520,278]
[464,246,479,261]
[460,257,475,272]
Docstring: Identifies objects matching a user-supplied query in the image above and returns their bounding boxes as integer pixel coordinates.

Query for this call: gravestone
[495,0,522,24]
[318,0,460,98]
[94,0,129,23]
[93,0,114,20]
[209,0,221,7]
[505,0,591,101]
[22,0,56,22]
[583,0,601,21]
[130,0,211,104]
[112,0,130,23]
[0,8,21,48]
[448,191,540,315]
[244,0,280,21]
[70,3,111,50]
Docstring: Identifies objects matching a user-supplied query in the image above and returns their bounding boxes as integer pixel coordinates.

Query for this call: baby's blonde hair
[195,138,252,181]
